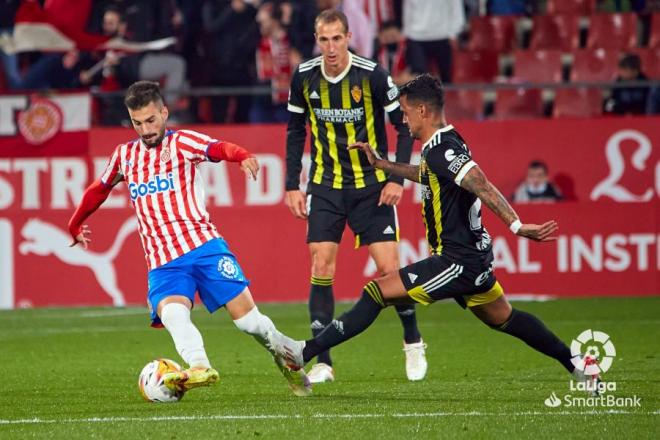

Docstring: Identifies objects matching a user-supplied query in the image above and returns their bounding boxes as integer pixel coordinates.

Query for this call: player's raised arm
[206,141,259,180]
[459,165,558,242]
[349,142,421,183]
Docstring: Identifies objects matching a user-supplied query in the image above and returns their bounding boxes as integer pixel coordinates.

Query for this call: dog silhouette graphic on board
[19,217,138,307]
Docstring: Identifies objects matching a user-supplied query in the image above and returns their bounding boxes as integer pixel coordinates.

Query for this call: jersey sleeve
[99,144,123,186]
[425,140,478,186]
[176,129,221,164]
[287,68,306,114]
[372,65,401,113]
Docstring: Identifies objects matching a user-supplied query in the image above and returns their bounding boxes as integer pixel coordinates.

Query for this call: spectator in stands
[512,161,563,203]
[251,1,293,122]
[0,0,21,90]
[376,20,414,85]
[202,0,260,123]
[604,53,650,115]
[402,0,464,83]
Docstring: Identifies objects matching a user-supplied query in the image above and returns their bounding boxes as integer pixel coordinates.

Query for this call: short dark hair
[399,74,444,112]
[124,81,163,110]
[315,9,349,33]
[529,160,548,173]
[619,53,641,71]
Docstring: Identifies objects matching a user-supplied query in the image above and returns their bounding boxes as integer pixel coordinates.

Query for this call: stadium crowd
[1,0,659,124]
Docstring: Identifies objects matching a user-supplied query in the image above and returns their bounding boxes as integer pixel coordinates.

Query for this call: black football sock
[395,304,421,344]
[309,276,335,365]
[490,308,575,373]
[303,281,386,363]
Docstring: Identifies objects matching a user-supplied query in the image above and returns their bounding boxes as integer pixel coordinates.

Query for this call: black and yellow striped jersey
[285,52,412,191]
[419,125,493,260]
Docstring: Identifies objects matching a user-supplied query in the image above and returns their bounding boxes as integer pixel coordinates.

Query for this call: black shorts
[399,253,503,308]
[306,183,398,247]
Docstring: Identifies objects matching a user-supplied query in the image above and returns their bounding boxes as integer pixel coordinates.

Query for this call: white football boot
[265,331,310,396]
[265,330,305,370]
[307,363,335,384]
[403,340,428,381]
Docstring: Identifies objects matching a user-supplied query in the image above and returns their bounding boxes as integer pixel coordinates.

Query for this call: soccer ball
[138,358,185,403]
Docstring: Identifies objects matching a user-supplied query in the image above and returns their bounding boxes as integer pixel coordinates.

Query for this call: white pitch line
[1,410,657,425]
[79,309,147,318]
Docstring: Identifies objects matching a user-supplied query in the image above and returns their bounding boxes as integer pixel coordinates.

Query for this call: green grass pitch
[1,297,658,439]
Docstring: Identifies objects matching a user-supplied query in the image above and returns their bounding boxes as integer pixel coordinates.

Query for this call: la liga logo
[570,329,616,375]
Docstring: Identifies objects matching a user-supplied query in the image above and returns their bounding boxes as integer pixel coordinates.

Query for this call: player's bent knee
[157,295,192,316]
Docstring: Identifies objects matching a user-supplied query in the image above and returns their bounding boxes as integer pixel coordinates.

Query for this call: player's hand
[379,182,403,206]
[69,224,92,249]
[285,190,307,219]
[349,142,381,166]
[240,157,259,180]
[516,220,558,242]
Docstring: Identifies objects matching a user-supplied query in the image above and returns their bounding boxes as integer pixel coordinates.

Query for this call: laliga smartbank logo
[544,329,642,409]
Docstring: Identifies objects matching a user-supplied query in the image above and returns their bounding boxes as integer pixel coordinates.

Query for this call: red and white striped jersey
[100,129,222,270]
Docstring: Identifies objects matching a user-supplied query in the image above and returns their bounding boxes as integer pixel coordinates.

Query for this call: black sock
[491,308,574,373]
[309,276,335,365]
[303,281,385,363]
[395,304,421,344]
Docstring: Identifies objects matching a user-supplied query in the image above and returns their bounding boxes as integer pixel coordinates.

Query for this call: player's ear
[161,105,169,121]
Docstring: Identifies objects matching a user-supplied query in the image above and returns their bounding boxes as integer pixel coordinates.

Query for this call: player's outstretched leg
[268,279,392,371]
[470,291,600,392]
[228,289,311,397]
[159,298,219,391]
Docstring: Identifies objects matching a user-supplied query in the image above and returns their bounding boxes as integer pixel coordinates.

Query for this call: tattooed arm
[349,142,421,183]
[460,165,558,242]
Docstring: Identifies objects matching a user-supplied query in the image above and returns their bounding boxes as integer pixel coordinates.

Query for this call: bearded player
[68,81,311,397]
[269,74,600,390]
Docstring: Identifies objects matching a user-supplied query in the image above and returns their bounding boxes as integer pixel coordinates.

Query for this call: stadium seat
[452,50,500,83]
[586,13,638,50]
[512,49,563,83]
[631,47,660,79]
[553,87,603,118]
[494,88,544,119]
[546,0,596,15]
[529,15,581,51]
[466,16,518,52]
[648,13,660,48]
[570,48,620,82]
[443,89,484,121]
